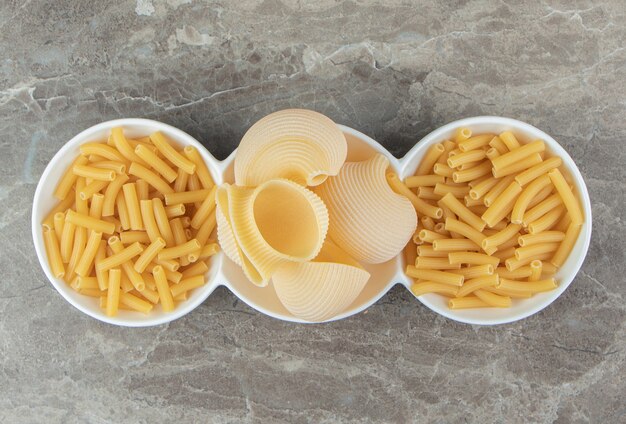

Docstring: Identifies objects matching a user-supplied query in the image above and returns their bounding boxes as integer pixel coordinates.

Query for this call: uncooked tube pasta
[403,127,584,309]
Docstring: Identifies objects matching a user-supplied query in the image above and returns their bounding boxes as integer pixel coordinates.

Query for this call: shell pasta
[403,127,584,309]
[42,127,219,316]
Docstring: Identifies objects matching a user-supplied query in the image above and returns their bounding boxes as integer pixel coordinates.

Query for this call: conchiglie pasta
[316,153,417,264]
[234,109,347,187]
[228,179,329,286]
[272,240,370,322]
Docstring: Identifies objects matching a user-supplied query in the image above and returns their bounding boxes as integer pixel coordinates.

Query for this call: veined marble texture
[0,0,624,423]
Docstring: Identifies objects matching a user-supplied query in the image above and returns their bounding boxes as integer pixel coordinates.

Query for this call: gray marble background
[1,1,624,423]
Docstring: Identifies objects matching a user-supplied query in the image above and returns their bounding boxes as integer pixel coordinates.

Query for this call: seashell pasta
[234,109,348,187]
[272,240,370,322]
[316,153,417,264]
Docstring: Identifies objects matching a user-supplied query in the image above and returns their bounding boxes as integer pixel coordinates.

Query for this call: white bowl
[399,116,592,325]
[33,116,592,326]
[32,119,223,327]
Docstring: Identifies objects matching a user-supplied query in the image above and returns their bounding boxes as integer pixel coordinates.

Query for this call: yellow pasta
[120,231,151,245]
[450,264,494,280]
[551,223,582,267]
[510,174,551,224]
[548,168,583,226]
[497,277,557,293]
[529,260,542,281]
[482,223,522,250]
[152,265,175,312]
[65,209,115,234]
[136,179,149,200]
[75,178,89,214]
[447,149,486,168]
[139,199,161,243]
[527,205,565,234]
[448,252,499,267]
[180,261,209,279]
[128,162,174,195]
[444,218,489,253]
[416,143,445,175]
[53,212,65,241]
[43,228,65,278]
[433,183,470,198]
[96,240,143,272]
[170,275,205,298]
[498,131,521,150]
[453,128,471,143]
[433,163,454,177]
[190,186,217,229]
[105,268,121,316]
[154,257,180,272]
[80,142,127,163]
[122,183,144,231]
[94,241,108,290]
[432,238,481,251]
[197,243,219,260]
[495,266,532,279]
[158,239,201,261]
[449,296,490,309]
[418,229,446,243]
[481,181,522,228]
[73,164,115,181]
[458,134,494,152]
[411,282,459,297]
[102,173,129,217]
[483,175,515,207]
[489,136,508,154]
[164,189,211,206]
[416,245,448,257]
[415,257,461,270]
[54,156,89,200]
[79,180,108,201]
[111,127,148,166]
[134,238,166,273]
[491,153,543,178]
[438,193,485,231]
[522,193,562,226]
[456,274,499,297]
[42,194,74,230]
[119,292,153,314]
[75,231,103,277]
[164,203,186,218]
[150,131,196,174]
[183,146,214,189]
[134,144,177,183]
[452,161,492,183]
[474,289,511,307]
[406,266,464,286]
[152,198,175,247]
[66,227,87,282]
[405,174,445,187]
[492,140,545,171]
[115,193,130,231]
[515,242,559,261]
[92,160,126,174]
[505,252,552,271]
[173,168,189,192]
[515,157,562,186]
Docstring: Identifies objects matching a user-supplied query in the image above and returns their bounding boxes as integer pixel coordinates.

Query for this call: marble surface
[1,0,625,422]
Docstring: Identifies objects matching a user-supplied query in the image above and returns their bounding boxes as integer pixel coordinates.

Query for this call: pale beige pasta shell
[228,179,329,286]
[234,109,347,187]
[216,186,265,285]
[272,240,370,322]
[316,153,417,264]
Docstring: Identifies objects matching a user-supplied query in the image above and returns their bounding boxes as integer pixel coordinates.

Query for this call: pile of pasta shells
[217,109,417,321]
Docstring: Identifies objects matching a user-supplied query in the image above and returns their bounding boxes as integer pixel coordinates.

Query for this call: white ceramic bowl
[399,116,592,325]
[33,116,591,326]
[32,119,223,327]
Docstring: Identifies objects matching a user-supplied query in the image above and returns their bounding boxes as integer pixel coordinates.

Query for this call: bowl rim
[400,116,593,325]
[32,116,592,326]
[31,118,221,327]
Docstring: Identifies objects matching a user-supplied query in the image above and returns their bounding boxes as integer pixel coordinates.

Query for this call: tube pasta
[415,257,461,270]
[492,140,545,171]
[527,205,565,234]
[515,157,562,186]
[134,144,177,183]
[498,131,521,150]
[511,174,551,224]
[405,175,445,187]
[452,161,492,183]
[102,173,129,217]
[448,252,499,266]
[183,146,214,189]
[128,162,174,195]
[456,274,499,297]
[454,128,471,143]
[551,223,582,267]
[43,229,65,278]
[474,289,511,307]
[411,282,459,297]
[438,193,485,231]
[449,296,490,309]
[55,156,89,200]
[416,143,446,175]
[406,266,464,286]
[122,183,144,231]
[548,169,583,226]
[458,134,494,152]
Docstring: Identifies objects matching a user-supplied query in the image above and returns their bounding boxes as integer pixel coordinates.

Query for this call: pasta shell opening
[227,179,329,285]
[272,240,370,322]
[234,109,347,187]
[316,153,417,264]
